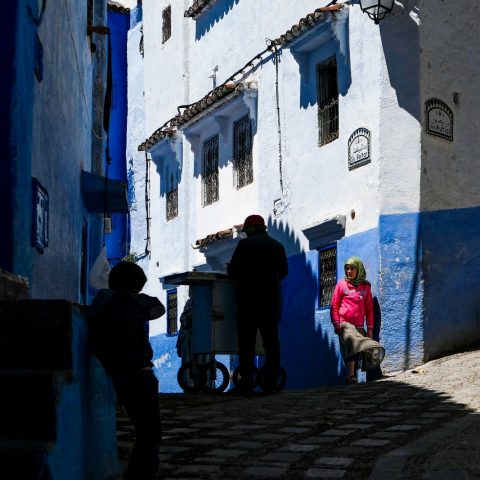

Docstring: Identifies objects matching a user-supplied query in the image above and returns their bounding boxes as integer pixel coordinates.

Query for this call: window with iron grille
[166,173,178,221]
[317,57,339,146]
[202,135,219,206]
[319,245,337,307]
[167,289,178,335]
[162,5,171,44]
[233,115,253,189]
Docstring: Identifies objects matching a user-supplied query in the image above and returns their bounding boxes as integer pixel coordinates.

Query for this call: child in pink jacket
[330,256,374,384]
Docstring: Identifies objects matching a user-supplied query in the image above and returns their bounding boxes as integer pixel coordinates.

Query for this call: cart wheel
[232,366,260,389]
[177,361,201,393]
[200,361,230,394]
[258,366,287,393]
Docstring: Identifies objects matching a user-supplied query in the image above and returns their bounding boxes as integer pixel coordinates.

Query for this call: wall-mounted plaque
[32,178,49,253]
[348,128,371,170]
[425,98,453,141]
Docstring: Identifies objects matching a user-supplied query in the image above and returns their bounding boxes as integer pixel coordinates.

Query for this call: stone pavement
[117,350,480,479]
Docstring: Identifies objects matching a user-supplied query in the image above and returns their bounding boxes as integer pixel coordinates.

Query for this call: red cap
[242,214,266,231]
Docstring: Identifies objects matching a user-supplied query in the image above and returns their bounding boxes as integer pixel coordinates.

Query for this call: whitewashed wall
[135,0,427,333]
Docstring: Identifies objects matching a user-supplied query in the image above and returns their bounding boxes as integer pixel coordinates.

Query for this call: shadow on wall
[267,218,344,388]
[380,1,421,121]
[194,0,240,41]
[291,11,352,110]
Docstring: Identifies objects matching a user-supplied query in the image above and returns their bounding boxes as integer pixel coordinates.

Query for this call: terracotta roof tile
[184,0,219,19]
[139,82,256,151]
[107,2,130,14]
[275,4,343,47]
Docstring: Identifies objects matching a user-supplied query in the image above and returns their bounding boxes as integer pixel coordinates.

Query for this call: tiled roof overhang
[140,4,343,152]
[139,82,256,151]
[184,0,219,19]
[107,2,130,14]
[193,225,244,249]
[274,4,343,47]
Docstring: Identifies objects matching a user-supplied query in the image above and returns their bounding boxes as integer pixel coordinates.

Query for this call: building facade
[127,0,480,391]
[0,1,128,476]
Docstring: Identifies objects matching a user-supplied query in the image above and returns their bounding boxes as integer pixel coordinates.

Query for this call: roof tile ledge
[184,0,220,19]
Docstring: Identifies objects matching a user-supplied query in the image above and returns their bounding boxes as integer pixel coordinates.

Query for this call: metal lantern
[359,0,395,24]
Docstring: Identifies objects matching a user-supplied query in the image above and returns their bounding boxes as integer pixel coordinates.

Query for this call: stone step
[0,300,80,370]
[0,370,66,441]
[0,439,52,480]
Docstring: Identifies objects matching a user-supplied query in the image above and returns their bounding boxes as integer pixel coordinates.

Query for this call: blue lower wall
[379,213,424,371]
[150,335,182,393]
[421,206,480,358]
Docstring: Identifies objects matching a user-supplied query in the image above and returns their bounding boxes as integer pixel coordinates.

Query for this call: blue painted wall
[421,206,480,358]
[0,2,18,272]
[49,306,118,479]
[0,1,36,278]
[379,213,425,371]
[106,9,129,263]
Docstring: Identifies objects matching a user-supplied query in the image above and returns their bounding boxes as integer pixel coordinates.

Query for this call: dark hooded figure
[89,261,165,480]
[227,214,288,394]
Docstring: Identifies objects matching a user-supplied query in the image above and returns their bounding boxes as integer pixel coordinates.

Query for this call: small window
[319,245,337,307]
[166,172,178,221]
[166,289,178,335]
[104,214,113,233]
[233,115,253,189]
[317,57,339,146]
[162,5,171,44]
[202,135,219,206]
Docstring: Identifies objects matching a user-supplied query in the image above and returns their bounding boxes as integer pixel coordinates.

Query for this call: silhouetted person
[228,214,288,393]
[89,261,165,480]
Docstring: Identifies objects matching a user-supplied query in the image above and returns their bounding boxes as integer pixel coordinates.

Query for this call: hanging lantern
[359,0,395,24]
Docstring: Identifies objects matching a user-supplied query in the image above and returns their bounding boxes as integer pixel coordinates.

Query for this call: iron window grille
[167,289,178,335]
[202,135,219,206]
[162,5,171,44]
[233,115,253,189]
[166,173,178,221]
[317,57,339,146]
[319,245,337,307]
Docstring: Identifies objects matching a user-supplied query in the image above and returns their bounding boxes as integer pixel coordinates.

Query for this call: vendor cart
[164,271,285,393]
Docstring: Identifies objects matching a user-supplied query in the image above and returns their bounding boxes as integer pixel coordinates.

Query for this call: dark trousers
[112,369,162,480]
[237,307,280,392]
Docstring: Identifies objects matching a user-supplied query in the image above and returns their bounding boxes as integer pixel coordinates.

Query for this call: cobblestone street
[117,350,480,479]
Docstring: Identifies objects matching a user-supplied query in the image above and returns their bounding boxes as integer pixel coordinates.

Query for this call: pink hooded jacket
[330,279,374,331]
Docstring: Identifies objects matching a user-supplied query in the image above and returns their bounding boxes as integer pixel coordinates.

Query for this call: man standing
[227,214,288,393]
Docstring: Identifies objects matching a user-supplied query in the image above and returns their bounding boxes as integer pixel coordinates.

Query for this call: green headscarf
[344,256,367,286]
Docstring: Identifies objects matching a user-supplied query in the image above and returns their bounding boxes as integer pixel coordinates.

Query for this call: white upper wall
[419,0,480,211]
[140,1,397,274]
[130,0,479,322]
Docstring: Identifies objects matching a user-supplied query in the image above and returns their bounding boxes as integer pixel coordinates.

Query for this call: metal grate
[317,57,339,146]
[166,173,178,221]
[162,5,171,44]
[233,115,253,189]
[202,135,219,206]
[320,246,337,307]
[167,289,178,335]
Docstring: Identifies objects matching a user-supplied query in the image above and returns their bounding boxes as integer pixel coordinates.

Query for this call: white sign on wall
[348,127,371,171]
[425,98,453,141]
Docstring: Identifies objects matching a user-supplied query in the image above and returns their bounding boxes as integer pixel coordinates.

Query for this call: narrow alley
[117,350,480,479]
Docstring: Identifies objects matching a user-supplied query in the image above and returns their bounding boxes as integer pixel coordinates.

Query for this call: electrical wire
[63,0,105,141]
[268,40,284,195]
[144,152,151,258]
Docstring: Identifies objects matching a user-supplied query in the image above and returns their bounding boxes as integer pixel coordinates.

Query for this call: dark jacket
[227,232,288,310]
[89,289,165,376]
